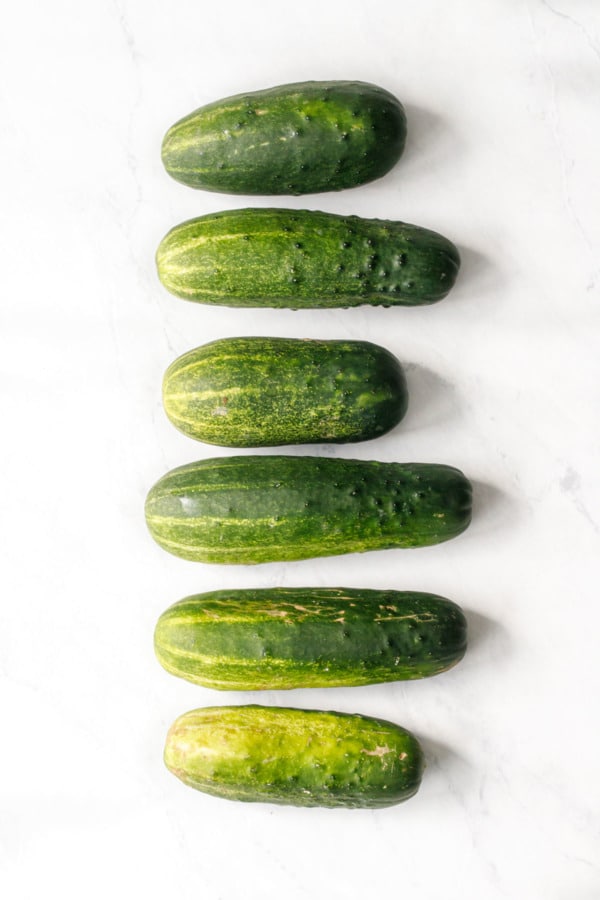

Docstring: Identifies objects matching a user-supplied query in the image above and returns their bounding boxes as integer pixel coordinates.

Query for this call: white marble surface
[2,1,600,897]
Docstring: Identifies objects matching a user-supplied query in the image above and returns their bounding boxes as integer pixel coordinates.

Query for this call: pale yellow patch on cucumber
[361,745,394,757]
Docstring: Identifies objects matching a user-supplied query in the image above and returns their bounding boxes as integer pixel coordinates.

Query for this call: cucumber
[162,337,408,447]
[161,80,406,195]
[144,456,472,564]
[156,208,460,308]
[155,588,467,690]
[164,705,423,808]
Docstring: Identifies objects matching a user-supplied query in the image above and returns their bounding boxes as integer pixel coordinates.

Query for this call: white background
[2,1,600,897]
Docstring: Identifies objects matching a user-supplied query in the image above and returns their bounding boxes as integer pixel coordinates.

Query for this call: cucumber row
[148,80,470,809]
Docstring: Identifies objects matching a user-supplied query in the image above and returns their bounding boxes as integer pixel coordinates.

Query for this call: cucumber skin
[161,80,406,195]
[144,456,472,565]
[164,705,423,808]
[156,208,460,309]
[162,337,408,447]
[154,589,467,690]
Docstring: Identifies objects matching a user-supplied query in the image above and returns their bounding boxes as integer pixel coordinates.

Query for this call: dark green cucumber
[156,208,460,308]
[164,705,423,808]
[155,588,467,690]
[144,456,472,564]
[161,80,406,195]
[162,337,408,447]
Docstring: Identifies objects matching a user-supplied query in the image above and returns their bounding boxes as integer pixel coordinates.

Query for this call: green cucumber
[156,208,460,308]
[162,337,408,447]
[155,588,467,690]
[164,705,423,808]
[144,456,472,564]
[161,80,406,195]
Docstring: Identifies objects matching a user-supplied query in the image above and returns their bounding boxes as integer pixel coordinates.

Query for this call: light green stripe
[147,533,370,559]
[164,386,247,403]
[165,352,262,379]
[169,232,247,253]
[165,229,290,257]
[147,514,293,528]
[150,480,261,495]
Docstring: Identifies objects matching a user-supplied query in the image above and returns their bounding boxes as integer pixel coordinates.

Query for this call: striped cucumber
[156,208,460,308]
[162,337,408,447]
[164,705,424,808]
[144,456,472,564]
[155,588,467,690]
[161,80,406,195]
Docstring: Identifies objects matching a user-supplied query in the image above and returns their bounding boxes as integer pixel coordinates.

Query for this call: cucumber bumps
[145,456,472,565]
[155,588,467,690]
[157,208,460,308]
[162,337,408,447]
[164,705,424,808]
[161,80,406,195]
